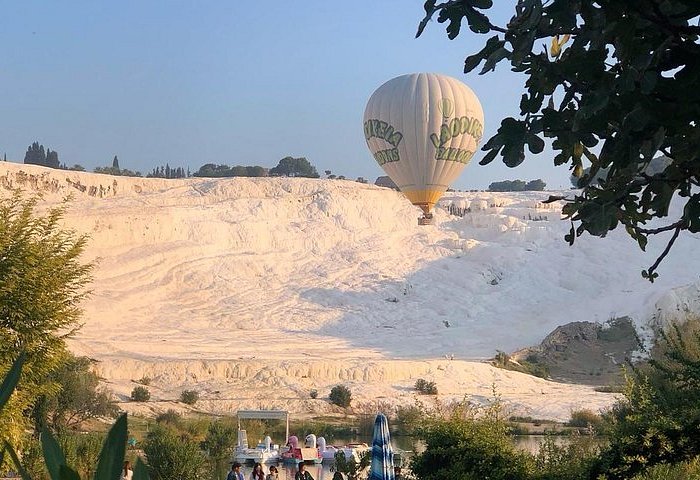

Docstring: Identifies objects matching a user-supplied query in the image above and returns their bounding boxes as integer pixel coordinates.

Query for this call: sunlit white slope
[2,161,699,420]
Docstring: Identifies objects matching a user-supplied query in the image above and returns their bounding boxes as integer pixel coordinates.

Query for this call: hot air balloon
[363,73,484,224]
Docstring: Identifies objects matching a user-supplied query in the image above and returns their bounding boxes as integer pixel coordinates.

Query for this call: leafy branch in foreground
[1,353,149,480]
[417,0,700,280]
[1,192,94,441]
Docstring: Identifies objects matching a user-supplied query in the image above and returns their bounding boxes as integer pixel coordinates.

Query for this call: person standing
[120,461,133,480]
[294,463,314,480]
[265,465,279,480]
[250,463,264,480]
[227,462,244,480]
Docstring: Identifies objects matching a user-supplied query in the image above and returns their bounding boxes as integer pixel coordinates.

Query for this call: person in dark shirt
[294,463,314,480]
[227,462,244,480]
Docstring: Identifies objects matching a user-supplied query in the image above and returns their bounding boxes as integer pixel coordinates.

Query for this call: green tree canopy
[32,352,119,433]
[410,400,533,480]
[417,0,700,280]
[192,163,268,178]
[269,156,320,178]
[143,424,207,480]
[592,318,700,478]
[488,179,546,191]
[0,193,93,445]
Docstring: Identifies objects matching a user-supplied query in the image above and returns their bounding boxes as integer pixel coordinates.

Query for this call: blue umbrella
[369,413,395,480]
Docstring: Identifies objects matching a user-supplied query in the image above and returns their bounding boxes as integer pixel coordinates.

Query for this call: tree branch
[633,219,686,235]
[645,221,685,279]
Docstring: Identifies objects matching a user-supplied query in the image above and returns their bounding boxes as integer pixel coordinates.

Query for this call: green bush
[58,432,105,479]
[492,350,549,379]
[411,400,533,480]
[329,385,352,408]
[631,456,700,480]
[143,424,207,480]
[395,404,424,435]
[534,434,602,480]
[137,376,152,386]
[131,386,151,402]
[415,378,438,395]
[155,409,181,426]
[568,409,603,432]
[590,318,700,478]
[310,389,318,399]
[34,353,119,432]
[179,389,199,405]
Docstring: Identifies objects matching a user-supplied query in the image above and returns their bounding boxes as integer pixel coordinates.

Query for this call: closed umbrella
[369,413,395,480]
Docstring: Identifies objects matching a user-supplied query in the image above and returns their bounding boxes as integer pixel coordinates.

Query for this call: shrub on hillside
[415,378,438,395]
[310,389,318,399]
[329,385,352,408]
[130,386,150,402]
[180,389,199,405]
[137,376,151,386]
[156,409,181,425]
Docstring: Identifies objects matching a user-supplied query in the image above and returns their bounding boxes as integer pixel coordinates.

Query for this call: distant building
[375,176,398,190]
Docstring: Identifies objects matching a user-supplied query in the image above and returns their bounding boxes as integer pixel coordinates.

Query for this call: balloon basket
[418,214,434,226]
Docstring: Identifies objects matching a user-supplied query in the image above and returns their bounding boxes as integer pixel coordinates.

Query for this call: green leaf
[470,0,493,8]
[59,465,81,480]
[526,134,545,154]
[641,269,658,283]
[684,194,700,233]
[502,142,525,167]
[0,352,25,411]
[641,71,658,94]
[464,35,503,73]
[133,458,149,480]
[480,47,510,74]
[3,440,33,480]
[94,413,128,480]
[416,0,437,38]
[42,429,67,480]
[465,8,491,33]
[479,148,499,165]
[564,223,576,245]
[543,195,566,204]
[464,53,483,73]
[623,105,651,132]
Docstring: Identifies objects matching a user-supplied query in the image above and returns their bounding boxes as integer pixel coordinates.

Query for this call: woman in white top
[120,461,133,480]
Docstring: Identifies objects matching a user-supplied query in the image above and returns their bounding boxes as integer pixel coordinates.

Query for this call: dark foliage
[488,179,547,191]
[269,156,320,178]
[179,390,199,405]
[146,164,188,179]
[130,386,151,402]
[23,142,60,168]
[417,0,700,280]
[329,385,352,408]
[32,353,119,432]
[415,378,438,395]
[193,163,267,178]
[591,319,700,478]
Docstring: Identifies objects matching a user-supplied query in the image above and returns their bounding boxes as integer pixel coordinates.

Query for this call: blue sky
[0,1,572,189]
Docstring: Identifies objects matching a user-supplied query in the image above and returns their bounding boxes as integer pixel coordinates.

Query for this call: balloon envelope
[363,73,484,215]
